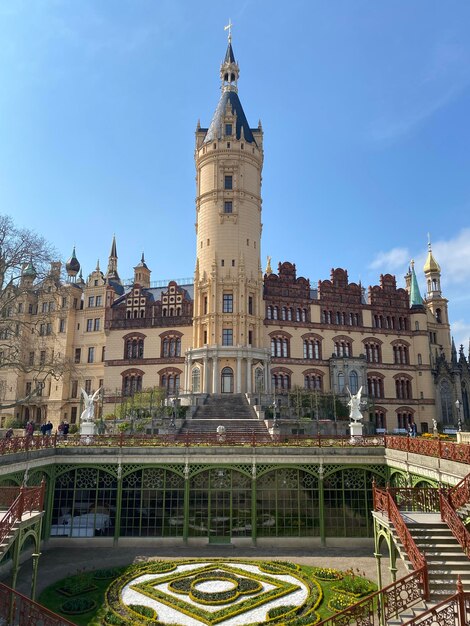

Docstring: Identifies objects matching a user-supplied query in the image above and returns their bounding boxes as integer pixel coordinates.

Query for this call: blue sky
[1,1,470,350]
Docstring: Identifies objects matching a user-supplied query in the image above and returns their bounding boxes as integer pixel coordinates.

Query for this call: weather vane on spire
[224,18,233,43]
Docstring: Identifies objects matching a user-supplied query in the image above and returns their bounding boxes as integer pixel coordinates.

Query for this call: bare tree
[0,215,72,411]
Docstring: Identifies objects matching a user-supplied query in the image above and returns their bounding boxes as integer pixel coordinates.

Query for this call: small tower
[21,258,37,288]
[424,240,442,299]
[106,235,121,283]
[133,253,151,288]
[65,247,80,282]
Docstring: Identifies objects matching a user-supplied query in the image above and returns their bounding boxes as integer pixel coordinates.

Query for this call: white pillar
[264,359,271,394]
[236,357,242,394]
[247,358,252,394]
[203,357,209,393]
[212,356,219,393]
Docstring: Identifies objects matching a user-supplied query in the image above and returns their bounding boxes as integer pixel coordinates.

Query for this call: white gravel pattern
[121,562,308,626]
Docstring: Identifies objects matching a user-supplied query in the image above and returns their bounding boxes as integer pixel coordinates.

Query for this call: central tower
[185,36,270,395]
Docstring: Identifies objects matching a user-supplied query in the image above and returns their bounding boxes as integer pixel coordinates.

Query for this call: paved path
[2,543,408,598]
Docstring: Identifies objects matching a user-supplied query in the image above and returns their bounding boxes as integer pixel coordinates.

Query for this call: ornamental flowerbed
[39,559,376,626]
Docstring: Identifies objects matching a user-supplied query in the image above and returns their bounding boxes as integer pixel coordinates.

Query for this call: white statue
[432,419,438,434]
[348,386,363,422]
[80,387,102,423]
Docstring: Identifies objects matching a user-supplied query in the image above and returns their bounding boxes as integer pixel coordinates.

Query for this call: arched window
[270,334,290,358]
[395,376,412,400]
[364,341,381,363]
[338,373,345,393]
[440,379,453,424]
[122,369,144,397]
[254,368,264,393]
[221,367,234,393]
[304,372,322,390]
[393,343,409,365]
[192,368,200,393]
[124,335,145,360]
[303,336,321,360]
[367,375,384,398]
[161,334,182,358]
[349,371,359,394]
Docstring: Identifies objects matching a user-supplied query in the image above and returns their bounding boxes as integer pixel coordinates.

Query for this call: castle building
[1,37,469,433]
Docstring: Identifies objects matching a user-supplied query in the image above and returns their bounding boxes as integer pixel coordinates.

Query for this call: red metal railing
[0,582,75,626]
[374,485,429,598]
[447,472,470,511]
[385,434,470,465]
[316,568,426,626]
[397,579,470,625]
[0,432,387,454]
[382,487,441,513]
[440,490,470,559]
[0,481,45,548]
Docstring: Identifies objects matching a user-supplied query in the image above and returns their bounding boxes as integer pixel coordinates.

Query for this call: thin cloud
[368,247,409,271]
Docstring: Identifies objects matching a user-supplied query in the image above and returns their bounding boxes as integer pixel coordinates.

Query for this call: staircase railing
[440,489,470,559]
[447,471,470,511]
[397,578,470,625]
[0,480,45,549]
[0,581,75,626]
[316,568,426,626]
[374,485,429,598]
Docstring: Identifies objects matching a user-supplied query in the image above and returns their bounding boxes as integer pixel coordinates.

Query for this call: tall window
[271,336,289,358]
[86,319,93,332]
[161,373,180,394]
[303,338,321,359]
[248,296,253,315]
[123,374,143,396]
[365,342,381,363]
[87,347,95,363]
[222,329,233,346]
[224,201,233,213]
[192,368,200,393]
[304,374,322,390]
[368,376,384,398]
[223,293,233,313]
[440,380,453,424]
[271,372,290,391]
[349,371,359,394]
[125,338,144,359]
[334,340,351,357]
[395,377,412,400]
[74,348,81,364]
[162,336,181,357]
[393,344,409,365]
[224,175,233,189]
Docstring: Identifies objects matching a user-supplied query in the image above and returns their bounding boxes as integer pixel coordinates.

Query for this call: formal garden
[38,559,376,625]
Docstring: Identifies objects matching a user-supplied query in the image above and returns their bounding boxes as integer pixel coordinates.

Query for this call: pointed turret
[203,36,257,145]
[424,239,442,298]
[65,246,80,282]
[133,253,151,288]
[409,260,424,308]
[106,235,121,283]
[451,337,457,363]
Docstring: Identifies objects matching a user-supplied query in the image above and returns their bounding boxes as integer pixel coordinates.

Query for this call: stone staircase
[192,394,258,420]
[178,394,271,442]
[0,519,20,560]
[390,512,470,598]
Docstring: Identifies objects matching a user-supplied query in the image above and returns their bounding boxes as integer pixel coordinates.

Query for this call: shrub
[129,604,157,619]
[311,567,342,581]
[61,597,96,614]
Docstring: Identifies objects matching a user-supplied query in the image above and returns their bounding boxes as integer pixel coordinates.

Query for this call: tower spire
[106,235,120,283]
[409,260,424,308]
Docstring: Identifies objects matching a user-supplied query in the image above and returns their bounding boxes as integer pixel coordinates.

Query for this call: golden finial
[265,255,272,275]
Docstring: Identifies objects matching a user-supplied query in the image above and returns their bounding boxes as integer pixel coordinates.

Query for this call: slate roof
[203,90,256,145]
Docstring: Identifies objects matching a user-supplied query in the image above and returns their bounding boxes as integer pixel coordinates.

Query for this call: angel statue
[80,387,102,423]
[347,386,363,422]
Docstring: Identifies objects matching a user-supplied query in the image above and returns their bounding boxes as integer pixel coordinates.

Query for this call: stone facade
[1,39,469,433]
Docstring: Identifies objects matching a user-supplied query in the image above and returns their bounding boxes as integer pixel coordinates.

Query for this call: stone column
[203,357,209,393]
[212,356,219,394]
[237,357,242,394]
[247,359,252,394]
[264,359,271,394]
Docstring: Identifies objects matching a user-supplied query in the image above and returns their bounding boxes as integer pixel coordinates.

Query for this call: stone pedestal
[349,421,363,438]
[80,421,95,437]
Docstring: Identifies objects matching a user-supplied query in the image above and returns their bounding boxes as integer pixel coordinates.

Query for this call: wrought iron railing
[374,486,429,597]
[0,582,75,626]
[316,568,426,626]
[447,472,470,511]
[384,435,470,464]
[395,579,470,625]
[0,481,45,549]
[0,432,386,454]
[383,487,441,513]
[440,490,470,559]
